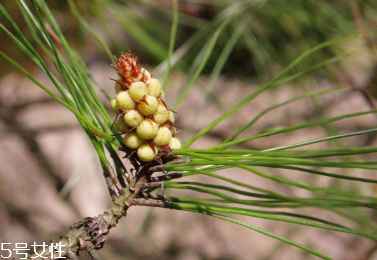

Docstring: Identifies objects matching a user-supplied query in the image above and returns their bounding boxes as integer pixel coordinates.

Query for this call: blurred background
[1,0,377,259]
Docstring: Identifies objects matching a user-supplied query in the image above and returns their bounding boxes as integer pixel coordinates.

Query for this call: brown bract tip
[138,95,149,106]
[158,145,173,157]
[147,139,156,152]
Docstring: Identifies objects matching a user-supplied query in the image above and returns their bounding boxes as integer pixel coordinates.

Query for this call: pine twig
[148,156,190,174]
[86,244,102,260]
[132,198,170,208]
[104,164,124,195]
[140,192,168,201]
[136,182,164,190]
[26,162,160,259]
[150,172,183,182]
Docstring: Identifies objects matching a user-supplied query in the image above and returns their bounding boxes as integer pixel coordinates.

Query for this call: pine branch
[23,155,184,260]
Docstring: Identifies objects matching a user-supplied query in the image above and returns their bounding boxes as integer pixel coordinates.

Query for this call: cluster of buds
[110,51,181,162]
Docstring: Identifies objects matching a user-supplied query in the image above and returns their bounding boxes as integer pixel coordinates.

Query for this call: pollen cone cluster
[110,51,181,162]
